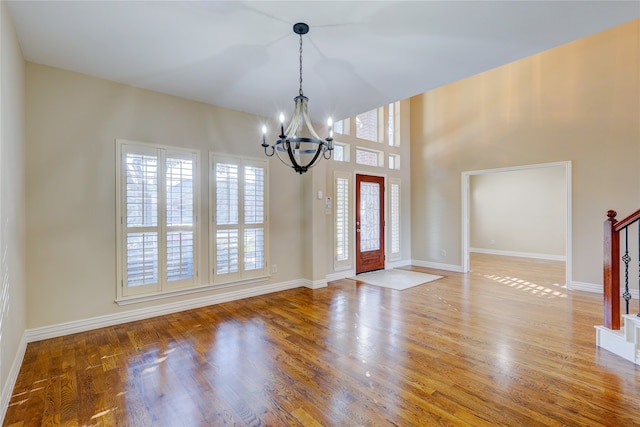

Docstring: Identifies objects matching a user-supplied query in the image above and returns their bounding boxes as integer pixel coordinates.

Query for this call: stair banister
[603,210,620,330]
[603,208,640,330]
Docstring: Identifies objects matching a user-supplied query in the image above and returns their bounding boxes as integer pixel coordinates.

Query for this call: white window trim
[115,139,201,304]
[209,153,269,286]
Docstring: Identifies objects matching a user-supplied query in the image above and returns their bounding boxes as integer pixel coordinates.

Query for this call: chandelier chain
[299,33,304,96]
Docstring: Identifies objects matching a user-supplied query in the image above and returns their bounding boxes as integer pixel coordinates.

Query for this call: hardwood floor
[4,254,640,426]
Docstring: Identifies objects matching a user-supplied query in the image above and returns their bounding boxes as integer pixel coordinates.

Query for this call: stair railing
[603,208,640,330]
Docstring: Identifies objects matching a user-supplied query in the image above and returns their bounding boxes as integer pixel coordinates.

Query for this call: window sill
[115,275,271,306]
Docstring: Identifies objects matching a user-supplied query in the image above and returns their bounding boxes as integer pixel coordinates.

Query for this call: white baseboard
[326,269,355,282]
[571,281,603,293]
[470,247,566,261]
[410,259,463,273]
[570,282,640,299]
[0,333,27,425]
[303,279,328,289]
[388,259,412,269]
[26,279,303,342]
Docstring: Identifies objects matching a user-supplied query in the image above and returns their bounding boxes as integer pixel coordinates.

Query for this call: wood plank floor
[4,254,640,426]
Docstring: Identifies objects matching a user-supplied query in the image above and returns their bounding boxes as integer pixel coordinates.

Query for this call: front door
[356,174,385,274]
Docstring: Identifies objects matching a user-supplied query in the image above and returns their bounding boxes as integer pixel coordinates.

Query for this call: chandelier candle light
[261,22,334,174]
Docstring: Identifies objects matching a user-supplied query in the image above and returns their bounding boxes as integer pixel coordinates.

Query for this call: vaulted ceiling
[7,1,639,122]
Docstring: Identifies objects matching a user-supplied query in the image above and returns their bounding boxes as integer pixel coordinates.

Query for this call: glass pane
[334,145,344,162]
[216,163,239,225]
[355,148,379,167]
[391,183,400,254]
[216,229,239,274]
[388,155,395,169]
[244,228,264,271]
[388,103,395,146]
[244,166,264,225]
[166,157,193,226]
[167,231,194,281]
[336,177,349,261]
[126,153,158,227]
[356,109,378,142]
[126,232,158,286]
[334,120,344,135]
[360,182,380,252]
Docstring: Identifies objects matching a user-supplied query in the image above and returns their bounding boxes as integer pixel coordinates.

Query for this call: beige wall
[411,20,640,286]
[470,166,566,258]
[1,0,26,411]
[25,63,309,328]
[24,67,414,330]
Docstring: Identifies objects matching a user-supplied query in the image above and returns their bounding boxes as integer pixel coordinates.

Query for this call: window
[390,179,401,257]
[211,154,268,284]
[116,140,199,299]
[333,142,350,162]
[388,154,400,170]
[388,102,400,146]
[334,171,351,270]
[355,147,383,167]
[356,109,379,142]
[333,118,349,135]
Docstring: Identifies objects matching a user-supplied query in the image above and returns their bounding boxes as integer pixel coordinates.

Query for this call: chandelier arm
[299,143,325,172]
[274,140,293,167]
[301,99,323,140]
[285,141,306,174]
[263,145,276,157]
[284,97,303,137]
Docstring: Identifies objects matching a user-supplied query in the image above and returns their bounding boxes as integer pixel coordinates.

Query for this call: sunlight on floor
[481,273,567,298]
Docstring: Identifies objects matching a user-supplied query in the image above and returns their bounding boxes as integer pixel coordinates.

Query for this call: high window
[210,154,268,284]
[355,109,379,142]
[333,142,350,162]
[355,147,383,167]
[116,140,199,300]
[388,102,400,146]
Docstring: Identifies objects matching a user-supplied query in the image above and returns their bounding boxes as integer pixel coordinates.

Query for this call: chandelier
[261,22,333,174]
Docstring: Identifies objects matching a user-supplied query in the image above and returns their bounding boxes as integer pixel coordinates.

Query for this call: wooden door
[356,174,385,274]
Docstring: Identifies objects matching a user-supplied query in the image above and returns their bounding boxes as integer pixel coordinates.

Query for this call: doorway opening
[461,161,572,288]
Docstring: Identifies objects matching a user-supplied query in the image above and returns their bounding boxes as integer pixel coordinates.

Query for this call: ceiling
[6,1,639,123]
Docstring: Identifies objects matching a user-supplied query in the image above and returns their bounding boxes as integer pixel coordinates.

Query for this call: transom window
[355,147,383,167]
[356,109,379,142]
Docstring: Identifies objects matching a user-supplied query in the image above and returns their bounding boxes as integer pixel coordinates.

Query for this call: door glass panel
[360,182,380,251]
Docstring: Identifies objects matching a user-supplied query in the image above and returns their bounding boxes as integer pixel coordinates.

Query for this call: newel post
[603,210,620,330]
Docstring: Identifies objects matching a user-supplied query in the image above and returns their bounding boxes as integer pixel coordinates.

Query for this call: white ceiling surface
[7,1,640,123]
